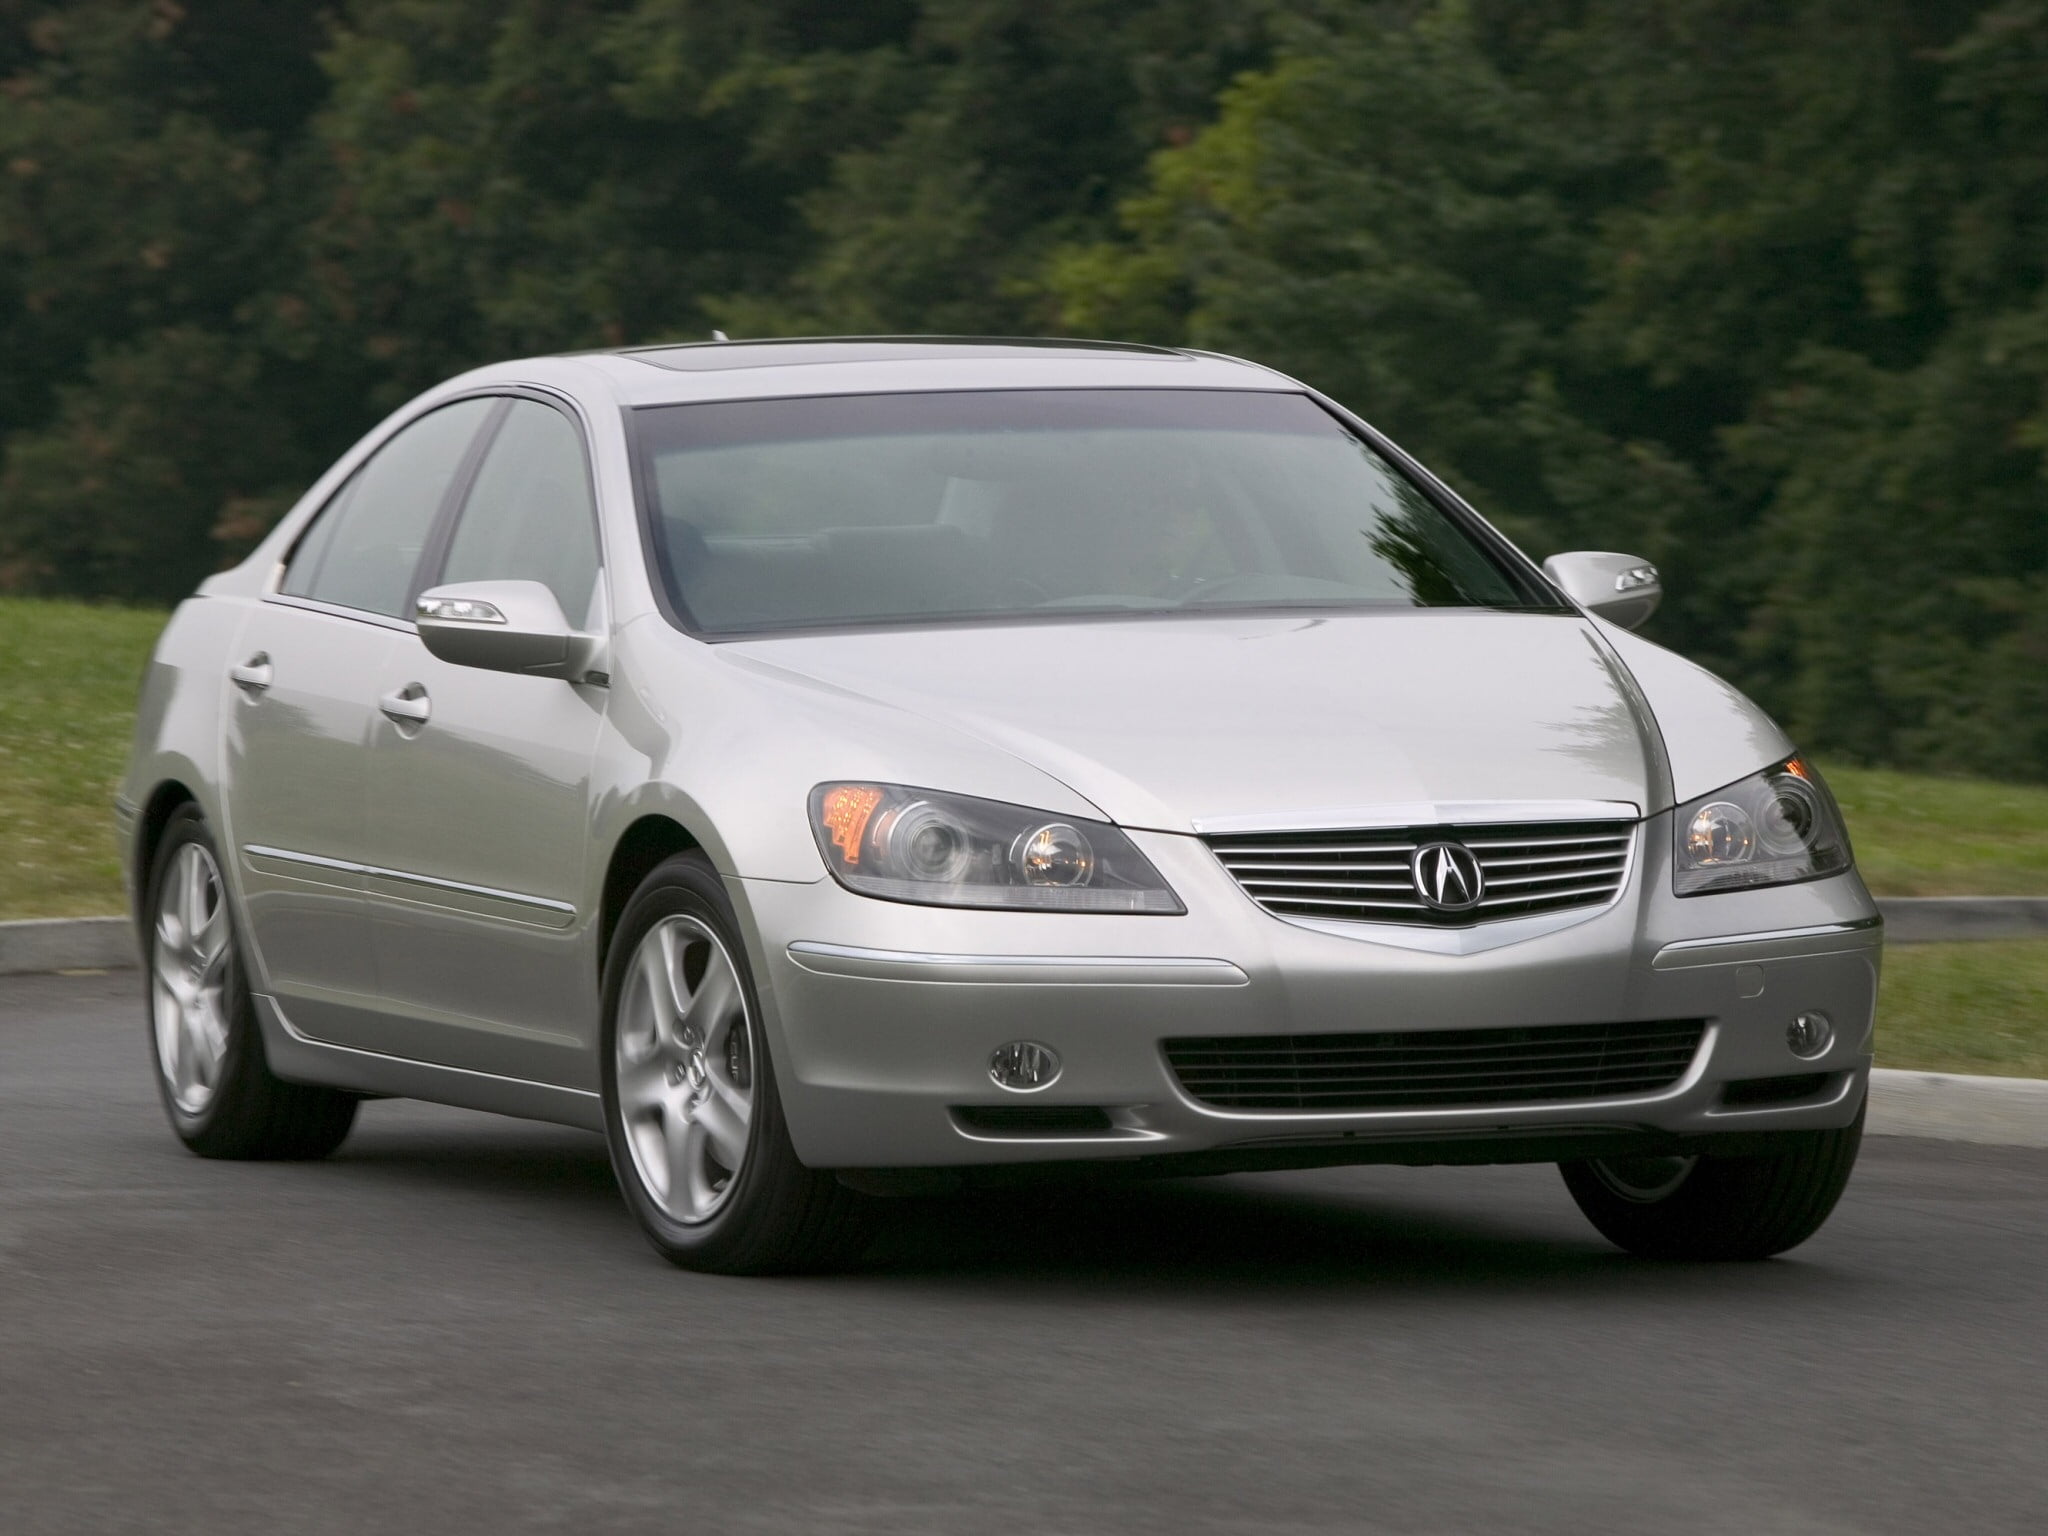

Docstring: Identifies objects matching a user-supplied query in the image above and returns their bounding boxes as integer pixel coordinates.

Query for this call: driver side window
[435,399,603,629]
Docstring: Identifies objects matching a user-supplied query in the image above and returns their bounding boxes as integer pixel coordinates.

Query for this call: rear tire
[1559,1102,1864,1260]
[599,852,870,1273]
[144,805,358,1160]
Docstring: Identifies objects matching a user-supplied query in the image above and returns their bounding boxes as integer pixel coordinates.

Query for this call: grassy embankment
[1,597,2043,1073]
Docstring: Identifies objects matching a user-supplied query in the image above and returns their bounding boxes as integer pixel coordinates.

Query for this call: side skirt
[254,993,604,1133]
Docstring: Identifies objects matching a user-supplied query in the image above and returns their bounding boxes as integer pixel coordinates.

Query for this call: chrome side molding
[242,844,575,926]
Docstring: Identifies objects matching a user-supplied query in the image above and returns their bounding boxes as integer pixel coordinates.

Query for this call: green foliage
[0,0,2044,780]
[1049,0,2048,780]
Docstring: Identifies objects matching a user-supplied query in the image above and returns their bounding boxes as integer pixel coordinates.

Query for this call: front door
[357,397,609,1087]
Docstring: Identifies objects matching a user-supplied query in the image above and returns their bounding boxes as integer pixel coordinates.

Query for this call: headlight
[1672,756,1852,895]
[810,784,1184,913]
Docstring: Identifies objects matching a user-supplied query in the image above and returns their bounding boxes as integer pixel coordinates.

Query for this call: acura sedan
[118,337,1879,1271]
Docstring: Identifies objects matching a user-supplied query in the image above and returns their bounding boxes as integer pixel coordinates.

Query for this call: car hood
[719,612,1659,833]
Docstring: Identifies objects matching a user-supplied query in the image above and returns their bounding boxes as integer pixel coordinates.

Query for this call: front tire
[1559,1102,1865,1260]
[144,805,358,1159]
[599,853,868,1273]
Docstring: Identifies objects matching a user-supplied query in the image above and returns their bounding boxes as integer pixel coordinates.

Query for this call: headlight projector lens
[875,800,973,883]
[1012,822,1095,887]
[1786,1011,1834,1060]
[1686,801,1756,865]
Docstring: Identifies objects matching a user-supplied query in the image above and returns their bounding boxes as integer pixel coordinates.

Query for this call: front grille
[1204,819,1634,927]
[1163,1019,1706,1112]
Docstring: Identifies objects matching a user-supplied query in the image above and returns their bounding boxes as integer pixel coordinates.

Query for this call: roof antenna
[710,329,730,342]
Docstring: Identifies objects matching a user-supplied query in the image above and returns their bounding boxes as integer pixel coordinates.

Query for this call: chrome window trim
[242,844,575,919]
[261,591,419,632]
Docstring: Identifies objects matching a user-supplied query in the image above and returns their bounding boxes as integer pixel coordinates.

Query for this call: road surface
[3,969,2043,1534]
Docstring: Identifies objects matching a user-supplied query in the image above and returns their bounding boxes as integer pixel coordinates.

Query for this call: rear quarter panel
[118,596,246,910]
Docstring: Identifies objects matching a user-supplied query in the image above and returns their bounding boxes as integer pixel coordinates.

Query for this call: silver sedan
[117,338,1879,1271]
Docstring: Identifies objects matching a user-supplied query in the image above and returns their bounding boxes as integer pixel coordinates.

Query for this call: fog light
[989,1041,1061,1092]
[1786,1011,1833,1059]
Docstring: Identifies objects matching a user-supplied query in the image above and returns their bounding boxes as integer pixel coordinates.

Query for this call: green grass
[1876,941,2048,1078]
[0,598,168,920]
[1823,764,2048,897]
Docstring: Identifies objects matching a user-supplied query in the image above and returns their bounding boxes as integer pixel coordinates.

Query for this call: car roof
[514,335,1298,407]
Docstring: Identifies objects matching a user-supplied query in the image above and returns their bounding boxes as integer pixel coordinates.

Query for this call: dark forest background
[2,1,2044,779]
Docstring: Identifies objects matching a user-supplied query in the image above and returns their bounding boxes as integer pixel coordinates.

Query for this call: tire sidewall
[599,853,782,1262]
[142,806,259,1143]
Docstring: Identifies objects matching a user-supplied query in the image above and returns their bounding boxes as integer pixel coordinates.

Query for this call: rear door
[221,397,497,1043]
[353,396,610,1087]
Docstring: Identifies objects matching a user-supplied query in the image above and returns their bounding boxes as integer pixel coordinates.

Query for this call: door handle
[229,654,272,692]
[379,684,431,727]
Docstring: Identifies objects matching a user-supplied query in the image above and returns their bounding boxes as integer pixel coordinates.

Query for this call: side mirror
[1541,551,1662,631]
[414,580,601,681]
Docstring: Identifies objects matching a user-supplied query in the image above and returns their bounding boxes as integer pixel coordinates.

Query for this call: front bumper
[729,822,1881,1169]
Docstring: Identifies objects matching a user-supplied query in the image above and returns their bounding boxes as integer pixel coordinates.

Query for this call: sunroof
[625,336,1185,372]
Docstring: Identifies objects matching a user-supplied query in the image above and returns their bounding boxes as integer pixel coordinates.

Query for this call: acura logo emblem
[1411,841,1484,912]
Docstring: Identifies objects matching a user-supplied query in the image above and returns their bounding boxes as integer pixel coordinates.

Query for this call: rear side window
[437,400,602,629]
[282,398,496,618]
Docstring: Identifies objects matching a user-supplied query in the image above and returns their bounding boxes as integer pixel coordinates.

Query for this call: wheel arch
[132,778,202,921]
[597,814,705,977]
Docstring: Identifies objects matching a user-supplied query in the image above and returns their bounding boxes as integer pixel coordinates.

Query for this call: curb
[1868,1068,2048,1149]
[1879,896,2048,943]
[0,916,135,976]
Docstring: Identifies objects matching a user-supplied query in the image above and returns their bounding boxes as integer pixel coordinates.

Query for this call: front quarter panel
[1596,622,1795,807]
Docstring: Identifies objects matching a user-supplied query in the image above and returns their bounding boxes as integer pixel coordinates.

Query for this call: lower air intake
[1163,1020,1706,1112]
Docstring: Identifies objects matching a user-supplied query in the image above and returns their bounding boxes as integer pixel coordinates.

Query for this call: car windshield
[634,388,1560,635]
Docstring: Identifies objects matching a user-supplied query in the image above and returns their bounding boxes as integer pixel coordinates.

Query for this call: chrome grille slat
[1238,894,1431,910]
[1478,879,1619,907]
[1478,848,1630,869]
[1205,817,1635,928]
[1228,884,1425,897]
[1458,834,1634,851]
[1222,861,1414,873]
[1484,866,1627,890]
[1204,844,1421,857]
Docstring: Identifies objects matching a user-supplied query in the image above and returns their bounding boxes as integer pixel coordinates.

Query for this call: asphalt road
[4,969,2045,1536]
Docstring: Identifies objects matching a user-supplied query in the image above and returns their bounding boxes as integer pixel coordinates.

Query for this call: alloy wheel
[151,841,233,1115]
[615,915,756,1223]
